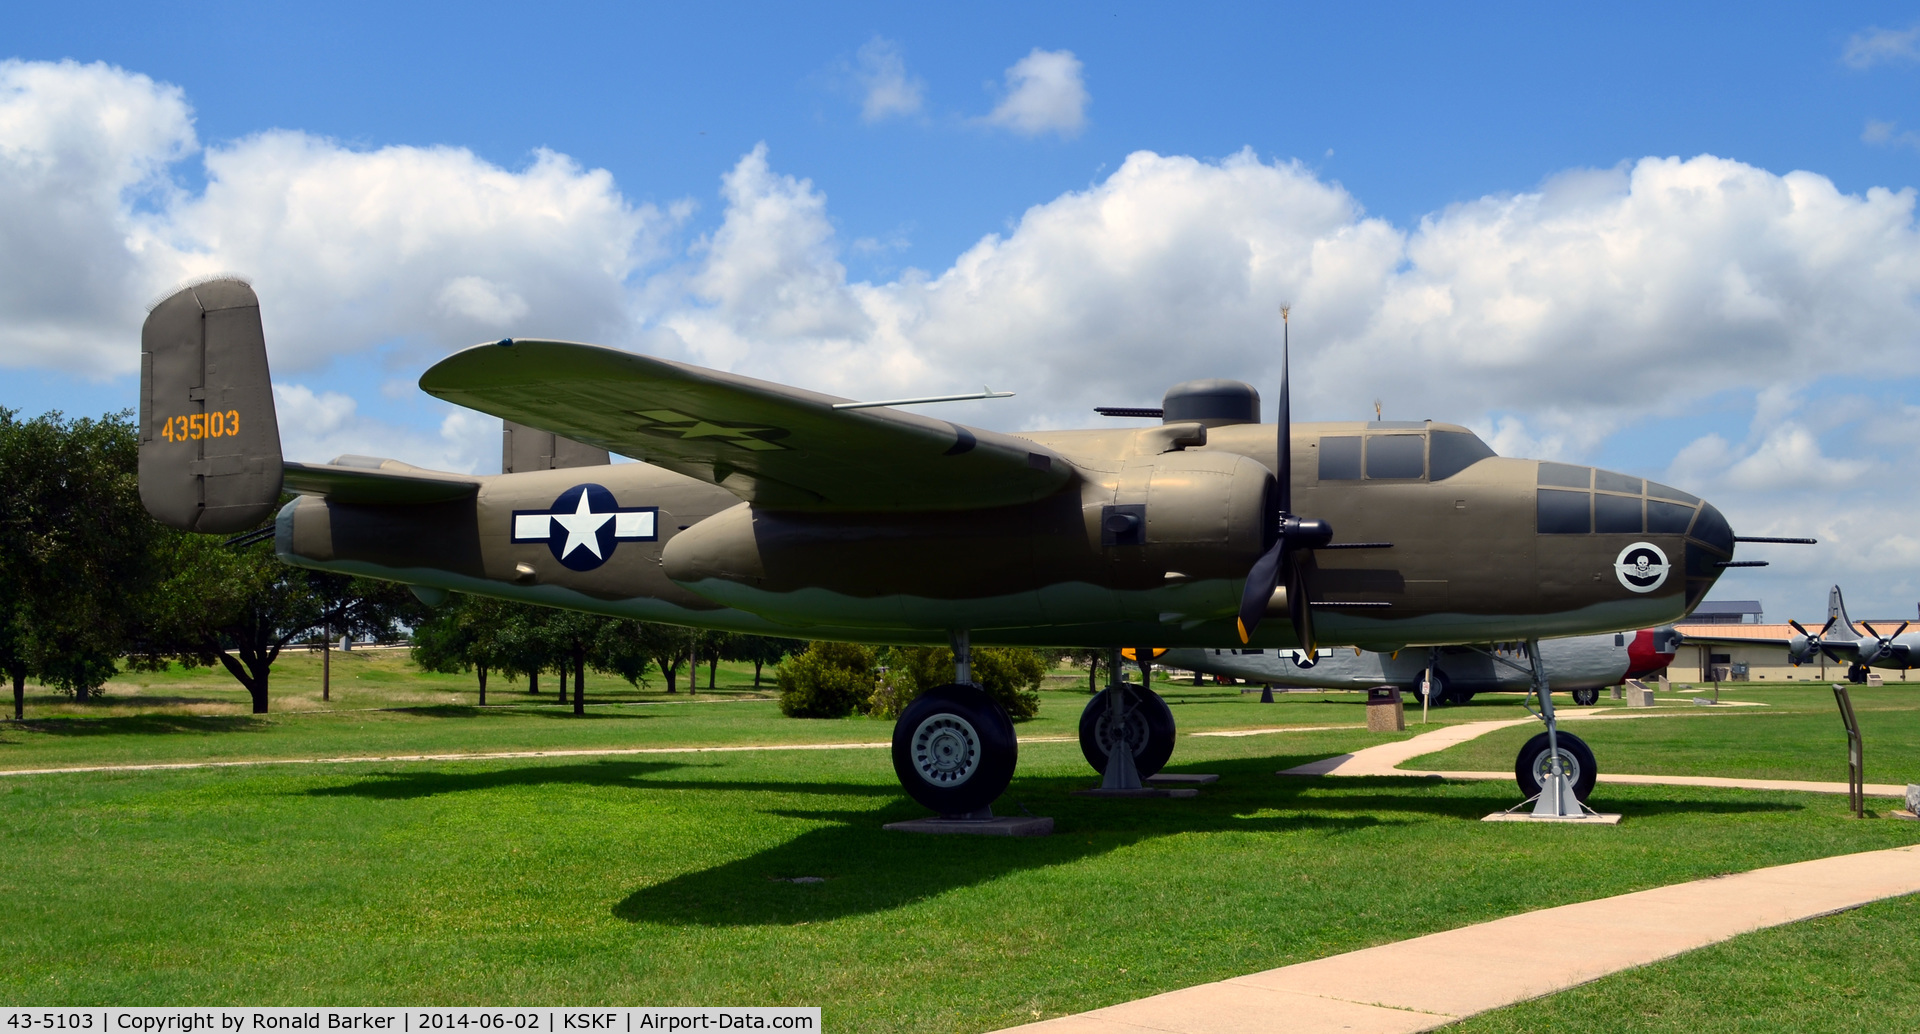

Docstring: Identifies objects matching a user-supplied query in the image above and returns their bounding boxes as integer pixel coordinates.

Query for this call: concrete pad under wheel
[1073,787,1200,798]
[1147,773,1219,785]
[1482,811,1623,824]
[883,815,1055,836]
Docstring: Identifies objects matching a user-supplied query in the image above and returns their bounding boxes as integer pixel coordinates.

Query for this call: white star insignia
[550,487,613,560]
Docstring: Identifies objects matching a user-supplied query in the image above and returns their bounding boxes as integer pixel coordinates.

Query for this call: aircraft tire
[1514,731,1598,803]
[892,683,1018,815]
[1420,670,1454,707]
[1570,688,1601,706]
[1078,685,1176,778]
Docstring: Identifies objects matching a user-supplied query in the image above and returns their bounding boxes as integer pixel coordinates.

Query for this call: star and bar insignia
[630,409,789,451]
[511,484,658,571]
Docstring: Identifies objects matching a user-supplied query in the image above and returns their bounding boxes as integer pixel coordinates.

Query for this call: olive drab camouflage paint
[137,278,1737,653]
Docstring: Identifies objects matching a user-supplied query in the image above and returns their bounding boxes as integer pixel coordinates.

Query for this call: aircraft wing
[283,458,481,505]
[419,339,1072,511]
[1677,630,1860,661]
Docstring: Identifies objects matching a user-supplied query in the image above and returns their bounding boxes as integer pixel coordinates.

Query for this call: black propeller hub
[1281,515,1333,550]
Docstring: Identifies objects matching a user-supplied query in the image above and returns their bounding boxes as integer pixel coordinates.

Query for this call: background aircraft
[1685,585,1915,682]
[137,278,1747,814]
[1164,626,1680,706]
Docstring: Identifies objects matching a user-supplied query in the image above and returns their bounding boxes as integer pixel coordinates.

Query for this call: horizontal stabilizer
[283,457,480,505]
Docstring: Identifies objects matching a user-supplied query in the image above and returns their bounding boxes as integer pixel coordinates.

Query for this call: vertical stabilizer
[502,419,610,473]
[138,277,284,533]
[1828,585,1857,636]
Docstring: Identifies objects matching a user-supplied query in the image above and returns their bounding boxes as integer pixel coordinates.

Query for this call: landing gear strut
[889,631,1017,816]
[1515,638,1596,814]
[1077,647,1177,787]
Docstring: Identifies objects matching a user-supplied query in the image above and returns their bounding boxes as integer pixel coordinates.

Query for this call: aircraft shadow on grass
[299,759,903,802]
[609,755,1803,928]
[382,704,662,722]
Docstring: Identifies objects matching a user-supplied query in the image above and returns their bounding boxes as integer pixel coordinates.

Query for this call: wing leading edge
[419,339,1072,511]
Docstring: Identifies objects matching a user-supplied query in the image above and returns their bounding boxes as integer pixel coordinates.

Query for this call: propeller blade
[1863,621,1881,639]
[1788,619,1812,638]
[1895,622,1910,639]
[1819,616,1837,638]
[1236,541,1286,644]
[1276,306,1291,515]
[1287,557,1316,654]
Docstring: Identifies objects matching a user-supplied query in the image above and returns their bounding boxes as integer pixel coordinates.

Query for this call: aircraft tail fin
[138,277,285,533]
[1828,584,1857,636]
[502,419,609,473]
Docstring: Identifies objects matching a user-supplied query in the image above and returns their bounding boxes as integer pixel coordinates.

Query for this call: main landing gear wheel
[1515,731,1597,803]
[892,683,1018,815]
[1570,688,1601,706]
[1079,685,1176,778]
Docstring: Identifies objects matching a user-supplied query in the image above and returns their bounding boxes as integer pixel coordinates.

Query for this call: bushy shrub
[868,646,1045,720]
[776,641,876,718]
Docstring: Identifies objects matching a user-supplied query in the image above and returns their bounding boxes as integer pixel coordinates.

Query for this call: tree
[776,641,876,718]
[411,594,525,705]
[637,624,698,694]
[133,520,423,714]
[0,410,158,712]
[536,609,611,715]
[870,645,1046,719]
[1067,649,1105,693]
[730,635,806,688]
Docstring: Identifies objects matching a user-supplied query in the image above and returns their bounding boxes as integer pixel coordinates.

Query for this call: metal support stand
[1100,646,1144,790]
[1529,639,1583,818]
[1834,684,1864,818]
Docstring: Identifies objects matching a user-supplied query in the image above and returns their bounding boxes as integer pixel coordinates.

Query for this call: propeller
[1236,307,1334,647]
[1858,621,1910,667]
[1786,617,1838,666]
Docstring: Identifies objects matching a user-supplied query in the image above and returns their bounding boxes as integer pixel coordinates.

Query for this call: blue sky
[3,2,1920,615]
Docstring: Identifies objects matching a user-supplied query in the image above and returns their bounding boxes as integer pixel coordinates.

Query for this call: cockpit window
[1537,489,1591,534]
[1429,431,1496,481]
[1646,480,1700,505]
[1319,436,1361,480]
[1690,503,1735,555]
[1537,462,1591,488]
[1594,470,1643,494]
[1647,499,1696,534]
[1366,434,1425,479]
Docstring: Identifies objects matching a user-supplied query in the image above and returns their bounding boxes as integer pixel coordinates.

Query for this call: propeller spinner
[1235,307,1334,647]
[1786,617,1838,666]
[1859,621,1911,667]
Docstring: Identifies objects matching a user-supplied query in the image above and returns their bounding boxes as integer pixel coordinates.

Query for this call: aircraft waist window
[1594,470,1643,494]
[1319,436,1361,480]
[1646,480,1700,505]
[1537,462,1592,488]
[1429,431,1497,480]
[1647,499,1696,534]
[1594,493,1644,534]
[1366,434,1425,479]
[1537,489,1591,534]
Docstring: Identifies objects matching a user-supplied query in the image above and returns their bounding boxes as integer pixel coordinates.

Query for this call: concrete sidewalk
[1277,712,1910,798]
[995,843,1920,1033]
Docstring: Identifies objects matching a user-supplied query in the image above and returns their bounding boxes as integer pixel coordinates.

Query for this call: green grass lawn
[4,659,1918,1029]
[1406,683,1920,790]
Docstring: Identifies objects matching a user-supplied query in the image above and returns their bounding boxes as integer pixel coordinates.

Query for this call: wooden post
[1834,684,1864,818]
[321,628,331,702]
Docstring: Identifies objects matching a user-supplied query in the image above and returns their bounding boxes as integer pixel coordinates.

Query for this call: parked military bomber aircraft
[1686,585,1917,681]
[138,278,1757,815]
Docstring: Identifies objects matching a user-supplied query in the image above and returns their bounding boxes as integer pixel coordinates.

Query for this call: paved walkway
[1277,711,1911,798]
[996,843,1920,1033]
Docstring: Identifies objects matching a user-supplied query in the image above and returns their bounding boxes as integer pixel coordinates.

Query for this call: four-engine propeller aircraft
[1165,626,1680,706]
[1684,585,1916,681]
[138,277,1755,816]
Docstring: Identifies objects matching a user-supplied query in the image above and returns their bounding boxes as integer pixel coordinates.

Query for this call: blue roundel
[509,484,659,572]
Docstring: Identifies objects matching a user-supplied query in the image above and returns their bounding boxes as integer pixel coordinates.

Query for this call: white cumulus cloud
[1843,24,1920,69]
[852,38,924,123]
[982,48,1089,138]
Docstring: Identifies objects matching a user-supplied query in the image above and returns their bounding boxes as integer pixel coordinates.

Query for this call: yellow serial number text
[160,410,241,441]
